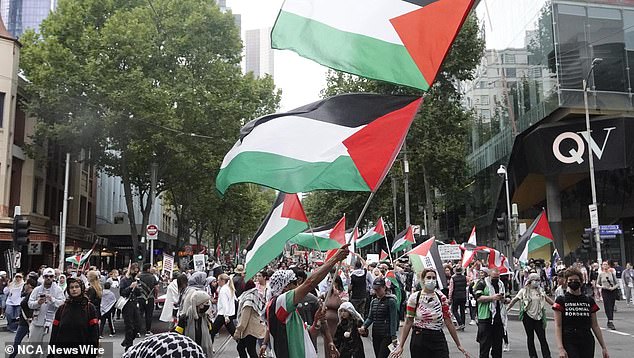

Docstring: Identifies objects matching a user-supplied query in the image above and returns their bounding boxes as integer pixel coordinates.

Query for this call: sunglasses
[43,275,54,278]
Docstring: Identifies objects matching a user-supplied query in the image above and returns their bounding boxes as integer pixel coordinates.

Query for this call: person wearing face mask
[553,267,609,358]
[359,277,398,358]
[507,273,554,358]
[474,268,508,358]
[120,263,143,351]
[390,269,469,358]
[174,290,214,357]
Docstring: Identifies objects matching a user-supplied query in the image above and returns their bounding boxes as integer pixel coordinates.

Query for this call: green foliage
[306,15,484,241]
[20,0,280,259]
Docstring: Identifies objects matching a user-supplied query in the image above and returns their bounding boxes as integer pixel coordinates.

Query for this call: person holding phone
[473,268,508,358]
[28,268,65,356]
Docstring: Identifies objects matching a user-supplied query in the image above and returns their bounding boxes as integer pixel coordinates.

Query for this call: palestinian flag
[460,226,477,268]
[357,217,386,248]
[380,249,389,261]
[244,193,309,279]
[487,248,512,275]
[391,226,414,253]
[65,249,93,266]
[407,236,447,289]
[513,210,554,263]
[345,228,359,265]
[385,270,402,306]
[272,0,475,91]
[291,215,346,251]
[216,94,422,194]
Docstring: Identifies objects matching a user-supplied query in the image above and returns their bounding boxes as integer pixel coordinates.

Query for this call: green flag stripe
[217,151,370,194]
[528,234,552,252]
[291,233,342,251]
[272,11,429,91]
[356,232,384,248]
[246,219,308,279]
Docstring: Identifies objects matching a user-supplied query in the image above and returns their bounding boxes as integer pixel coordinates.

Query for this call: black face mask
[490,278,499,286]
[568,281,581,291]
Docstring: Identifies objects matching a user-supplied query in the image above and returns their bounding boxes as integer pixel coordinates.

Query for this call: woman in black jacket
[49,278,100,357]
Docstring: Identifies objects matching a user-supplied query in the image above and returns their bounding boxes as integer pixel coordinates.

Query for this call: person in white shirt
[210,273,236,340]
[4,273,25,332]
[28,268,65,356]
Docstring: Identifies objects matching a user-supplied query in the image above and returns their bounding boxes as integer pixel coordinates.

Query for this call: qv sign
[552,127,617,164]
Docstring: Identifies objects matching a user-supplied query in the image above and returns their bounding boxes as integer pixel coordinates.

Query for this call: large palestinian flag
[216,94,422,194]
[391,225,415,253]
[513,210,554,263]
[357,217,386,248]
[407,236,447,289]
[291,216,346,251]
[272,0,475,91]
[244,193,309,279]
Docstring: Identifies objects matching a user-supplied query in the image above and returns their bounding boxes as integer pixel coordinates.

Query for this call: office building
[245,27,274,78]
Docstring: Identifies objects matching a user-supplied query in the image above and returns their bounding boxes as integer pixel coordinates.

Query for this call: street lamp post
[497,165,513,255]
[583,57,603,263]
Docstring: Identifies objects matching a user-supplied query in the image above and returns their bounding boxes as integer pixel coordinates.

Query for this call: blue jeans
[0,294,6,310]
[9,324,29,358]
[5,304,20,332]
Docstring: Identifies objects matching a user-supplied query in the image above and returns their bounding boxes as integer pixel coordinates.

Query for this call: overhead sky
[228,0,327,112]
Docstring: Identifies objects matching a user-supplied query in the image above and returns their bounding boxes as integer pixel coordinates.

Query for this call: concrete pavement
[1,301,634,357]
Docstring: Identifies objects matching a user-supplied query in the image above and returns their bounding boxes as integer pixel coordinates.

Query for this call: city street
[2,302,634,357]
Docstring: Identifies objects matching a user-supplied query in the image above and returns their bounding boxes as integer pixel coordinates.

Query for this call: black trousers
[122,301,142,348]
[210,314,236,339]
[372,335,391,358]
[601,289,616,321]
[237,335,258,358]
[410,328,449,358]
[477,320,504,358]
[563,332,594,358]
[452,298,466,326]
[522,315,550,358]
[100,307,115,336]
[138,298,154,332]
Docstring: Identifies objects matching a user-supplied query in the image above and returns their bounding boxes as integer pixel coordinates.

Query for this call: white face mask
[424,279,436,290]
[531,281,540,288]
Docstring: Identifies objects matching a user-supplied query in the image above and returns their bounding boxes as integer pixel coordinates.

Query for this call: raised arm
[293,244,349,306]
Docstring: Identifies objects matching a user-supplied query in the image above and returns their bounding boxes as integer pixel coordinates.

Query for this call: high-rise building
[245,28,274,78]
[0,0,57,37]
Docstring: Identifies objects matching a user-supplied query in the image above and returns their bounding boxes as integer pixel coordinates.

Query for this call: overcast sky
[228,0,327,112]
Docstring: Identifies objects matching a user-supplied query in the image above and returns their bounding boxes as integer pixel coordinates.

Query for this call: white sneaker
[503,343,510,352]
[469,320,476,326]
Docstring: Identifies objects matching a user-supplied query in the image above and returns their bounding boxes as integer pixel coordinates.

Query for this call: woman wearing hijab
[174,290,214,356]
[334,302,365,358]
[177,271,208,317]
[49,278,99,356]
[507,272,554,358]
[4,273,24,332]
[58,274,67,292]
[234,280,266,358]
[100,281,117,338]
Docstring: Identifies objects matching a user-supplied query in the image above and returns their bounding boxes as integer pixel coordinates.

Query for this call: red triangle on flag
[281,193,308,223]
[404,226,415,243]
[380,250,388,261]
[534,210,554,241]
[390,0,475,85]
[344,99,422,191]
[330,215,346,245]
[407,236,434,256]
[375,217,386,236]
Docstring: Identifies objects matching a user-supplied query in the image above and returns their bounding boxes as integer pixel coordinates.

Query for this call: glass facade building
[0,0,56,37]
[462,0,634,262]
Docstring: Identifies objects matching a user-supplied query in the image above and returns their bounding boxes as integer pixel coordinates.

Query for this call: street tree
[19,0,280,262]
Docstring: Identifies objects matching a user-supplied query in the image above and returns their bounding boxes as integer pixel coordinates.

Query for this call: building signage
[524,117,630,176]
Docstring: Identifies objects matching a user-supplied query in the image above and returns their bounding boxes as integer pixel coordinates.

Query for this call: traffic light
[496,213,508,241]
[12,215,30,249]
[581,232,592,252]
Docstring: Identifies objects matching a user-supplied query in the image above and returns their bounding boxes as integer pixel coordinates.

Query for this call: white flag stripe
[221,116,360,168]
[282,0,419,45]
[245,204,289,263]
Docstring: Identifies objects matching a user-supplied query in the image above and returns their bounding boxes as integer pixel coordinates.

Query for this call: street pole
[503,168,512,259]
[403,142,411,228]
[583,75,602,263]
[149,162,158,266]
[392,175,398,238]
[59,152,70,271]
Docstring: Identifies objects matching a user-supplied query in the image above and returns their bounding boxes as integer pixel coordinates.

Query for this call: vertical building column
[546,175,566,258]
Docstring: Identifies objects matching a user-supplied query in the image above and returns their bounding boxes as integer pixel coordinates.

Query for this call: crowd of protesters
[0,251,629,358]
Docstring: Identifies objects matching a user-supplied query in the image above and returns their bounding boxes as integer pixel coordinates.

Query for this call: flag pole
[384,235,394,264]
[348,191,376,245]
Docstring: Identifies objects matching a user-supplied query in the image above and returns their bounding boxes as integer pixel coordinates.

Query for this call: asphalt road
[2,301,634,357]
